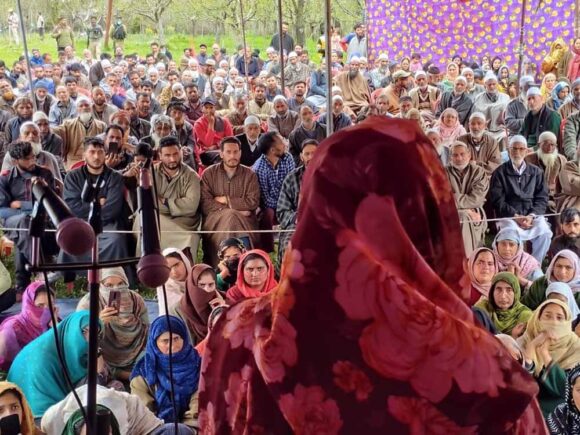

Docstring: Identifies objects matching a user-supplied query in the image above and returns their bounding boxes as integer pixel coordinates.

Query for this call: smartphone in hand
[108,290,121,311]
[0,414,21,435]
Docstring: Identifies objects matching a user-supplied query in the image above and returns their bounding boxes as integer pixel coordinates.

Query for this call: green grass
[0,33,321,66]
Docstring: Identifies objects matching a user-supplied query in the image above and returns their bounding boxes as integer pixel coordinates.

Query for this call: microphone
[136,165,170,287]
[31,179,96,256]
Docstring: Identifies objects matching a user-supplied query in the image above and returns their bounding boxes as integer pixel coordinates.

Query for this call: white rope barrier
[458,212,561,225]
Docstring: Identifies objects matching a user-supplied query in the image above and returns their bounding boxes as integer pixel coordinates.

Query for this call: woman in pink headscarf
[0,282,56,372]
[434,108,466,146]
[199,117,547,434]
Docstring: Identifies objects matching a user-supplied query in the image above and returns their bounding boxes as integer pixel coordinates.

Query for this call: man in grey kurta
[457,112,502,178]
[62,136,129,283]
[134,136,201,256]
[505,76,535,137]
[446,142,489,256]
[472,72,510,144]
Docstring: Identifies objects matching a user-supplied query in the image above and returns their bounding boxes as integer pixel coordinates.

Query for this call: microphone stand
[27,181,141,435]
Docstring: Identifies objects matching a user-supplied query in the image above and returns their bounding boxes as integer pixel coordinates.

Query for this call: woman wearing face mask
[547,365,580,434]
[173,264,225,345]
[159,248,192,316]
[545,282,580,333]
[493,228,543,290]
[475,272,532,337]
[77,267,149,382]
[518,299,580,416]
[523,250,580,311]
[130,316,201,431]
[0,282,57,373]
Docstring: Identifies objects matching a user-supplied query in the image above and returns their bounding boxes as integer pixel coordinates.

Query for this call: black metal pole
[516,0,528,94]
[277,0,285,90]
[324,0,333,136]
[86,240,100,435]
[15,0,37,112]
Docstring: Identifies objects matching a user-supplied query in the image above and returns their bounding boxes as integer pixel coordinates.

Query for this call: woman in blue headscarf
[547,81,571,111]
[130,315,201,429]
[7,310,95,418]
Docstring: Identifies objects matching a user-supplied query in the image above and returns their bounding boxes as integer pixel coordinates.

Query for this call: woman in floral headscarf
[199,117,546,433]
[433,108,466,146]
[541,73,558,100]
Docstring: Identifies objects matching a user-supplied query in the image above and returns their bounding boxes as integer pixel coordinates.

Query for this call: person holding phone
[77,267,149,383]
[0,382,40,435]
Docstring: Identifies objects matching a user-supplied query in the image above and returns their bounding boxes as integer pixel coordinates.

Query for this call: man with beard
[1,122,61,180]
[265,74,284,102]
[33,111,63,165]
[0,141,57,295]
[457,112,502,177]
[334,57,371,115]
[283,52,310,90]
[139,81,163,115]
[267,95,300,139]
[236,115,262,167]
[347,23,367,60]
[436,76,473,126]
[369,53,390,90]
[521,86,561,150]
[287,81,318,114]
[125,71,141,101]
[472,72,510,145]
[31,82,54,117]
[62,136,130,284]
[252,131,295,252]
[409,70,440,124]
[183,83,203,124]
[445,141,489,256]
[91,86,118,126]
[489,135,552,263]
[547,208,580,260]
[210,77,231,114]
[48,85,77,127]
[200,136,261,265]
[194,97,234,167]
[426,128,449,166]
[53,96,106,170]
[248,83,274,122]
[141,114,173,152]
[227,93,250,135]
[288,105,326,165]
[186,59,207,96]
[277,138,318,266]
[167,100,196,170]
[307,58,328,108]
[319,95,353,133]
[559,78,580,120]
[505,76,535,137]
[397,96,413,118]
[5,97,33,143]
[524,131,565,213]
[134,136,201,256]
[270,21,294,55]
[123,98,150,141]
[461,68,485,101]
[135,92,153,123]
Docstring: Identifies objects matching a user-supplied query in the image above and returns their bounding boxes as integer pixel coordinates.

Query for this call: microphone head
[137,253,170,288]
[56,217,96,256]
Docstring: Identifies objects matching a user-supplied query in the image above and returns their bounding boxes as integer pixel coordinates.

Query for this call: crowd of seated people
[1,21,580,433]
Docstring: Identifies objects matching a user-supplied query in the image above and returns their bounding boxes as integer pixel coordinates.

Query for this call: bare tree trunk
[293,0,306,46]
[157,15,165,43]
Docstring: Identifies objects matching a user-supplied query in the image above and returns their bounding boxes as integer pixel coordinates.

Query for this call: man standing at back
[270,22,294,55]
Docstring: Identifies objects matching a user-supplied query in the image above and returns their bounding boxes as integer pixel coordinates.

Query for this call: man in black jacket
[489,134,552,262]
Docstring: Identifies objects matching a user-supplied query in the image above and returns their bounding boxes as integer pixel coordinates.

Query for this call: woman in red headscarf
[199,117,547,434]
[225,249,277,304]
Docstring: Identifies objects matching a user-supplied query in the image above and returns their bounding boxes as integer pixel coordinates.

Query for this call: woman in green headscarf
[475,272,533,337]
[6,310,100,417]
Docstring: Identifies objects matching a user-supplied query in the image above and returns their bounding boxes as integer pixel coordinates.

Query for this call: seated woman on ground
[130,316,202,429]
[0,381,41,434]
[172,263,225,346]
[158,248,192,316]
[225,249,278,304]
[0,282,57,374]
[543,282,580,333]
[7,311,101,418]
[522,249,580,310]
[493,228,543,291]
[42,384,194,435]
[547,365,580,434]
[517,299,580,417]
[465,247,498,305]
[77,267,149,383]
[475,272,532,337]
[215,238,246,293]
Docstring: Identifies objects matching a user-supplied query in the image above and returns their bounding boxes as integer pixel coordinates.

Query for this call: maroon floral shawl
[198,117,547,434]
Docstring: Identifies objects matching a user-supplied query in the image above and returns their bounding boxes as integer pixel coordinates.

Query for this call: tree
[131,0,174,43]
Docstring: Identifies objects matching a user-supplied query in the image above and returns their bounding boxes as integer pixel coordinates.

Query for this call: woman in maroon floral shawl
[198,117,547,434]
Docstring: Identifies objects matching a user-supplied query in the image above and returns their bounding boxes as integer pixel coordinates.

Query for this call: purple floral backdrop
[366,0,576,68]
